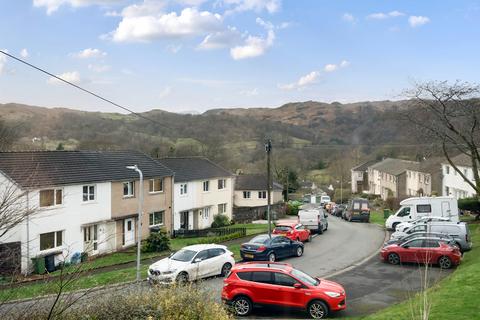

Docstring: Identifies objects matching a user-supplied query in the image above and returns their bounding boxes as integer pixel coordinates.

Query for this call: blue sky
[0,0,479,113]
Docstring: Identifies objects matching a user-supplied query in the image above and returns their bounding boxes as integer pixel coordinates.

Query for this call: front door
[84,224,99,255]
[124,218,135,246]
[180,211,189,229]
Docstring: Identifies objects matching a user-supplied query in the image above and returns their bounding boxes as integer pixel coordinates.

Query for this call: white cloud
[88,64,110,72]
[159,86,172,99]
[33,0,119,15]
[409,15,430,27]
[342,13,355,23]
[0,49,7,75]
[240,88,259,96]
[73,48,107,59]
[198,26,242,50]
[47,71,81,84]
[324,64,337,72]
[166,44,182,53]
[20,48,29,58]
[108,7,223,42]
[222,0,281,15]
[367,11,405,20]
[230,17,275,60]
[279,60,350,90]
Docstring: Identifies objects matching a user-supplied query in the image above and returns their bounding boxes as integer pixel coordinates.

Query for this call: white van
[385,197,459,230]
[320,195,331,206]
[298,208,328,234]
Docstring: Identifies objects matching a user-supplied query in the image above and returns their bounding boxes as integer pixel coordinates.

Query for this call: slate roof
[443,153,472,167]
[352,160,379,172]
[0,150,173,189]
[157,157,233,183]
[235,174,283,191]
[369,158,420,176]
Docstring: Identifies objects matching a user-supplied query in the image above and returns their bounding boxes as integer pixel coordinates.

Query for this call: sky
[0,0,479,113]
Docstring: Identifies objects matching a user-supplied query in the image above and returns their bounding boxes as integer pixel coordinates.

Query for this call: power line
[0,50,167,128]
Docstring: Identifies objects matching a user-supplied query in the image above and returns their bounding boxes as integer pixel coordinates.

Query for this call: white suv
[148,244,235,284]
[395,216,451,232]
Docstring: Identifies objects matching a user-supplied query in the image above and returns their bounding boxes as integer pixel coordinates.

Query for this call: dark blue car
[240,234,304,262]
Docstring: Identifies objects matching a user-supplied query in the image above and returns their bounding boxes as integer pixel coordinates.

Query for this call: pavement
[0,214,454,319]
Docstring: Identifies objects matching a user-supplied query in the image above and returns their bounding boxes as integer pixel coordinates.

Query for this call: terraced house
[0,151,173,274]
[158,157,234,231]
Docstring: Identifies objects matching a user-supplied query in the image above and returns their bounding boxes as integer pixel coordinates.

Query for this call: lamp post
[126,165,143,282]
[265,139,272,238]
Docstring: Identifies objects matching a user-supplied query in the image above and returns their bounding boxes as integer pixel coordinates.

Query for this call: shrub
[385,197,400,210]
[286,200,302,215]
[142,228,170,253]
[60,284,233,320]
[211,214,230,228]
[458,197,480,219]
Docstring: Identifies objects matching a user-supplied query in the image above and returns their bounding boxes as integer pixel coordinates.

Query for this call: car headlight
[325,291,341,298]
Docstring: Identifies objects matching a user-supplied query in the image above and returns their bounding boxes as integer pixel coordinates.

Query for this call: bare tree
[0,182,34,239]
[405,81,480,196]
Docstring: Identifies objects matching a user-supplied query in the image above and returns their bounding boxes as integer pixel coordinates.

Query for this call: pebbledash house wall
[0,173,113,274]
[111,176,173,249]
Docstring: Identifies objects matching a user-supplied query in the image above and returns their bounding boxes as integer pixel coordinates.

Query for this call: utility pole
[265,139,272,238]
[340,175,343,204]
[285,167,289,202]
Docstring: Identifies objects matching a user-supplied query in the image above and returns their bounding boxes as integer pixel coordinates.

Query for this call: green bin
[383,209,391,219]
[31,256,46,275]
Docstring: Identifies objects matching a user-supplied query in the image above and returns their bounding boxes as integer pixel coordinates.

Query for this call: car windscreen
[171,249,197,262]
[291,269,319,286]
[274,226,292,232]
[250,235,270,244]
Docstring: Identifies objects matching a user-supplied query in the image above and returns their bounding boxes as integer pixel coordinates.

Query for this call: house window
[123,181,135,197]
[258,191,267,199]
[218,203,227,214]
[180,183,188,195]
[40,231,63,251]
[39,189,63,207]
[243,191,251,199]
[425,176,430,184]
[149,178,163,193]
[83,185,95,202]
[445,186,450,195]
[445,166,450,174]
[203,180,210,192]
[204,207,210,219]
[149,211,164,226]
[218,179,226,190]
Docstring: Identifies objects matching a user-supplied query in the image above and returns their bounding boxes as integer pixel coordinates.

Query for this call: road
[0,216,453,319]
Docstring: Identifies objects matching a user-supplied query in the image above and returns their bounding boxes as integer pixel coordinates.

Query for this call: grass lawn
[363,223,480,320]
[227,223,272,235]
[370,210,387,227]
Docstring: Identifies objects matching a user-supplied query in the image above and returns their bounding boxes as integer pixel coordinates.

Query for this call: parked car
[325,202,336,214]
[343,198,370,222]
[390,221,472,252]
[298,208,328,234]
[273,222,311,242]
[381,237,462,269]
[222,262,346,319]
[395,216,451,232]
[147,244,235,284]
[320,195,331,206]
[385,197,459,230]
[240,234,304,262]
[383,232,454,247]
[333,204,346,217]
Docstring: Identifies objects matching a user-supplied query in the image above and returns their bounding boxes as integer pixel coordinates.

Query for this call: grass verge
[362,223,480,320]
[369,210,387,227]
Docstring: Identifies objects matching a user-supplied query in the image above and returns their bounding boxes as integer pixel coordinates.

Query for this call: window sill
[38,247,65,257]
[39,205,65,210]
[123,195,135,199]
[149,223,164,228]
[149,191,164,195]
[82,201,98,205]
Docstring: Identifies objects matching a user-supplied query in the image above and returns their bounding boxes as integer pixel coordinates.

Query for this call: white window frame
[39,188,63,208]
[218,179,226,190]
[123,181,135,197]
[83,185,96,202]
[149,178,164,193]
[203,180,210,192]
[180,183,188,195]
[204,207,210,219]
[218,203,227,214]
[39,230,63,251]
[258,191,267,199]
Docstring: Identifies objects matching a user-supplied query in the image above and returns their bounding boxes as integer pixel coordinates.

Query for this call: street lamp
[126,165,143,282]
[265,139,272,238]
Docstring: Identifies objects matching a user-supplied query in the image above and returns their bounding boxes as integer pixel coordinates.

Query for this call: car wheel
[221,262,232,276]
[308,300,329,319]
[176,272,189,284]
[232,296,252,317]
[268,252,276,262]
[318,226,324,235]
[325,223,328,231]
[297,237,301,242]
[438,256,453,269]
[348,216,352,222]
[387,253,400,265]
[392,222,400,230]
[296,246,304,257]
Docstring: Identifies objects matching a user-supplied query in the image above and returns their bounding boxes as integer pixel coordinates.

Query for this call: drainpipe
[170,175,175,236]
[25,190,30,276]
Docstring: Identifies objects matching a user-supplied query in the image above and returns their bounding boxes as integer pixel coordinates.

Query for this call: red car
[381,237,461,269]
[273,222,311,242]
[222,262,346,319]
